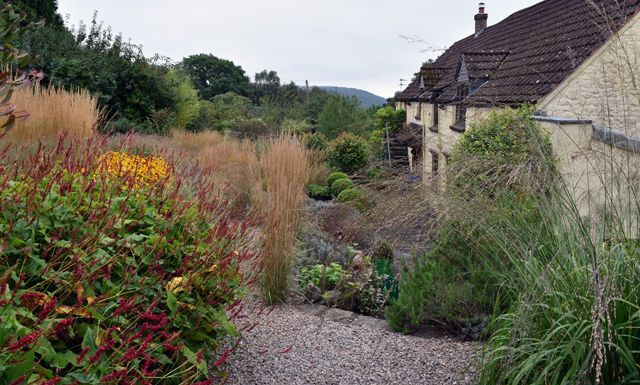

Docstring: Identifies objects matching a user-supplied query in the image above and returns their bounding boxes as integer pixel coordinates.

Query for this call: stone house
[397,0,640,174]
[396,0,640,225]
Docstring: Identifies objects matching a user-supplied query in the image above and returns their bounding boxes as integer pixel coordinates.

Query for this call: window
[433,103,439,125]
[428,103,439,132]
[430,149,439,177]
[451,83,469,132]
[416,102,422,120]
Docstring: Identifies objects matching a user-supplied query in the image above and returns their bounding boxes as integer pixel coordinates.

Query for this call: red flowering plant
[0,133,263,383]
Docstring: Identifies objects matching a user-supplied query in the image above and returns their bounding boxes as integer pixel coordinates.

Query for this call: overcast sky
[57,0,541,99]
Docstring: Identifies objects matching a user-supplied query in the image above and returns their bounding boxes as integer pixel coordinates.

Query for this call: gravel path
[224,299,478,385]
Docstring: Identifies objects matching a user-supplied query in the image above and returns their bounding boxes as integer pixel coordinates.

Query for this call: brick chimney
[475,3,488,33]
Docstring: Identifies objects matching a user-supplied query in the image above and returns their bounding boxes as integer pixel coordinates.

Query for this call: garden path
[223,296,478,385]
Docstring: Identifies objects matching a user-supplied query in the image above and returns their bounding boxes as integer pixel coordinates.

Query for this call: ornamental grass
[2,83,103,143]
[197,133,310,304]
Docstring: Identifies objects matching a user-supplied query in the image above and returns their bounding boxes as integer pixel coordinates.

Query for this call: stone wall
[537,118,640,237]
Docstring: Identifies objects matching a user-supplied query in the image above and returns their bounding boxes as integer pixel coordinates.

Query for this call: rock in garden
[351,251,365,269]
[306,283,323,302]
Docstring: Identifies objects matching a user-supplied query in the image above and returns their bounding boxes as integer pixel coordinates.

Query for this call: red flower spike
[41,377,62,385]
[7,374,27,385]
[212,347,230,368]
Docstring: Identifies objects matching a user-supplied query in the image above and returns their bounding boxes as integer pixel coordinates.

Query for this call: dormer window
[451,83,469,132]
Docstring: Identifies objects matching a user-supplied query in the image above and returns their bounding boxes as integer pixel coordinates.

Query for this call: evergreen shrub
[372,239,394,262]
[307,184,330,198]
[336,187,361,203]
[331,178,354,197]
[326,132,370,173]
[326,172,348,190]
[301,132,328,151]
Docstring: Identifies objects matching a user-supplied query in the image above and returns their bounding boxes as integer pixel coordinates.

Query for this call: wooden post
[385,119,392,169]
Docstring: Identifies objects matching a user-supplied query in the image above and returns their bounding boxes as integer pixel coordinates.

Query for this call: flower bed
[0,134,262,384]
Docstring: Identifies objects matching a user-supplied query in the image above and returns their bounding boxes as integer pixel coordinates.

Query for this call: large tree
[251,69,280,105]
[317,93,368,139]
[14,12,179,127]
[10,0,63,28]
[181,54,251,100]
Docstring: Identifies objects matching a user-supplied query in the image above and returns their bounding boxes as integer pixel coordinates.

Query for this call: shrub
[372,239,394,262]
[104,117,155,135]
[327,172,348,190]
[307,184,330,198]
[301,132,328,151]
[315,203,373,250]
[230,118,273,140]
[300,263,344,291]
[297,227,354,269]
[336,187,361,203]
[385,105,557,338]
[281,119,312,134]
[327,132,370,173]
[0,134,261,383]
[365,166,386,180]
[337,267,388,316]
[331,178,354,197]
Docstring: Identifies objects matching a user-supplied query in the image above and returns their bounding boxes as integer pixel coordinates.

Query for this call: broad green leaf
[1,348,34,383]
[220,319,238,338]
[68,373,98,383]
[187,331,210,341]
[166,289,178,317]
[82,326,98,354]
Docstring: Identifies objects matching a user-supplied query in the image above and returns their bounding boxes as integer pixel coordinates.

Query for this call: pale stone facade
[539,12,640,138]
[538,119,640,237]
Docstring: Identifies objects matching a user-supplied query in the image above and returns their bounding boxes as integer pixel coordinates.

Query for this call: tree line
[12,2,393,139]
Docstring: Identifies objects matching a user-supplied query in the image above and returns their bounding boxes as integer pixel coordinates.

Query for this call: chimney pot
[475,3,488,34]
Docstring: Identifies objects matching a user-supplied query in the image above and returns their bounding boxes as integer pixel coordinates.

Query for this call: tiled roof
[462,51,510,80]
[398,0,640,106]
[395,77,421,102]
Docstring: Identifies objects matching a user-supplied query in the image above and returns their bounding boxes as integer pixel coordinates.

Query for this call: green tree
[301,86,330,125]
[373,106,405,134]
[317,93,368,139]
[181,53,251,100]
[14,12,179,129]
[251,69,281,105]
[187,92,252,132]
[167,68,200,128]
[10,0,63,28]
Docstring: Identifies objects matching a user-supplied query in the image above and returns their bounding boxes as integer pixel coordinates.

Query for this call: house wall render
[539,10,640,138]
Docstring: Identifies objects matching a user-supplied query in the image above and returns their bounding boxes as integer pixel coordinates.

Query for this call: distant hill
[304,86,387,108]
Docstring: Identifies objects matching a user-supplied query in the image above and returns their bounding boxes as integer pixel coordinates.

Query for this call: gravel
[223,298,478,385]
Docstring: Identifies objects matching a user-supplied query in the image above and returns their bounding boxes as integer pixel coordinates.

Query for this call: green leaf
[187,331,210,341]
[1,348,34,383]
[67,373,98,383]
[85,306,104,321]
[75,323,89,338]
[166,289,178,317]
[220,319,238,338]
[82,326,98,354]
